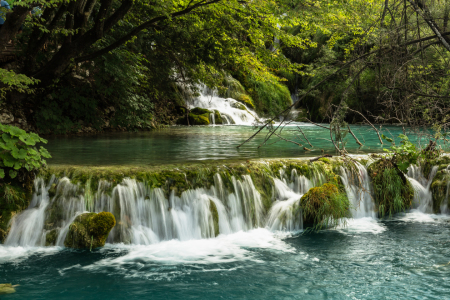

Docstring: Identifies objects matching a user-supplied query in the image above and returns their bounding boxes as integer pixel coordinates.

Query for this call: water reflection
[44,123,442,166]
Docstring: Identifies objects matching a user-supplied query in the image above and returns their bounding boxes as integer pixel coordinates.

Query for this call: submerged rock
[64,212,116,249]
[300,183,350,229]
[0,284,17,295]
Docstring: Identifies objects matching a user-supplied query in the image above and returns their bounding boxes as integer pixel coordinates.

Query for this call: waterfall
[340,163,375,218]
[5,159,448,248]
[5,174,265,247]
[406,165,438,213]
[209,113,215,125]
[189,85,260,125]
[5,178,52,246]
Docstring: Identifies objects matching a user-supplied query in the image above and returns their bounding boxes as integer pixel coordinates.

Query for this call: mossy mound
[0,284,16,295]
[368,159,414,217]
[213,110,223,124]
[190,107,211,115]
[64,212,116,249]
[210,200,219,237]
[235,93,255,110]
[430,163,450,213]
[176,107,212,125]
[300,183,350,229]
[188,113,210,125]
[231,101,247,110]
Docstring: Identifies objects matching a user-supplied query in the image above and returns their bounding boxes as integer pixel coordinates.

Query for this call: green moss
[190,107,211,115]
[430,167,450,213]
[188,113,210,125]
[210,200,219,237]
[231,102,247,110]
[235,93,255,110]
[300,183,350,230]
[64,212,116,249]
[368,159,414,217]
[45,229,58,246]
[245,75,292,116]
[214,110,223,124]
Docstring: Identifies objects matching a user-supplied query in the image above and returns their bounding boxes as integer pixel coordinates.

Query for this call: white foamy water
[335,217,386,234]
[407,165,438,213]
[5,174,265,247]
[395,209,450,223]
[50,229,298,280]
[189,85,260,125]
[0,246,61,264]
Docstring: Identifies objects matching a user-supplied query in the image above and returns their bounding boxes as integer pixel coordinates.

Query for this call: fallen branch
[297,126,313,147]
[346,108,383,144]
[347,125,363,147]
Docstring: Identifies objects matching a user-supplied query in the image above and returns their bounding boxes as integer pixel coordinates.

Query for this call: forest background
[0,0,450,135]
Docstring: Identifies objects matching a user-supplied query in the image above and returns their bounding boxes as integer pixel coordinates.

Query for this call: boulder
[300,183,350,229]
[64,212,116,249]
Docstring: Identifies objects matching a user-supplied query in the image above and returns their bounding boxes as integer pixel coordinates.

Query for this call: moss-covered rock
[368,159,414,217]
[231,101,247,110]
[300,183,350,229]
[190,107,211,115]
[213,110,223,124]
[45,229,58,246]
[64,212,116,249]
[210,200,219,237]
[430,163,450,213]
[234,93,255,110]
[0,284,16,295]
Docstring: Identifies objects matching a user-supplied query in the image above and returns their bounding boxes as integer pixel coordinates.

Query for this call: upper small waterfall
[189,85,261,125]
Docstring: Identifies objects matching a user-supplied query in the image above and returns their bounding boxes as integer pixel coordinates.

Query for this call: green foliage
[382,134,419,173]
[0,124,51,179]
[300,183,350,230]
[244,75,292,116]
[0,69,39,99]
[368,159,414,217]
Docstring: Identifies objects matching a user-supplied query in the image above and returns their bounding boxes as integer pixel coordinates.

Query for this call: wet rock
[64,212,116,249]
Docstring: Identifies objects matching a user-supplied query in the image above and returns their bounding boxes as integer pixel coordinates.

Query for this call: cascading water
[5,159,449,248]
[406,165,438,213]
[189,85,260,125]
[5,174,265,247]
[340,163,376,218]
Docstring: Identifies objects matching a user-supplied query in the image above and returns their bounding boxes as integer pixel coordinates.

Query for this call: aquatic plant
[300,183,350,230]
[368,159,414,217]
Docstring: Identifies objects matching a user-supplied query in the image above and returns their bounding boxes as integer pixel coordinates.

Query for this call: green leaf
[381,134,393,143]
[0,169,4,179]
[397,162,410,173]
[9,170,17,179]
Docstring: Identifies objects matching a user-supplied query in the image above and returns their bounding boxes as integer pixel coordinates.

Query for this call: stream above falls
[43,124,439,166]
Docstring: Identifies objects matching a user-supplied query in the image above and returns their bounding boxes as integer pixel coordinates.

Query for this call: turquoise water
[1,212,450,299]
[43,124,437,166]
